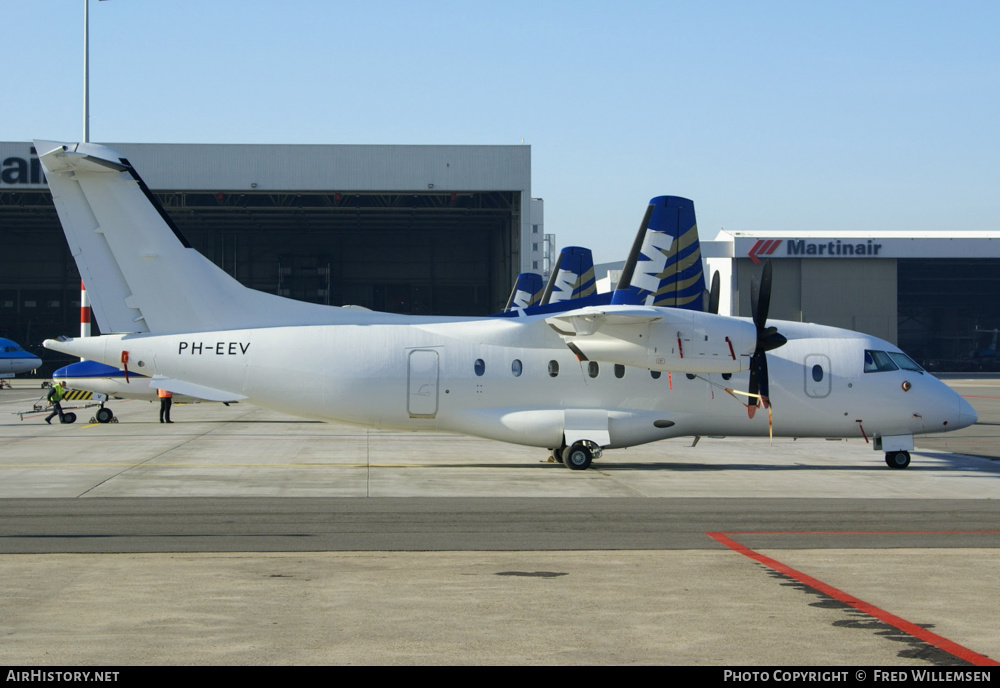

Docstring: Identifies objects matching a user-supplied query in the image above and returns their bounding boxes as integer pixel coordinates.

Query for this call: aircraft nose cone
[957,394,978,430]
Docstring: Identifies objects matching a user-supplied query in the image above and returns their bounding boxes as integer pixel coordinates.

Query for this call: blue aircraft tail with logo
[503,273,545,311]
[541,246,597,305]
[611,196,707,310]
[496,247,606,317]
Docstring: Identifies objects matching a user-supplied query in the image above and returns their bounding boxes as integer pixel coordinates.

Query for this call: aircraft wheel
[95,407,114,424]
[552,447,564,464]
[564,442,593,470]
[885,451,910,469]
[61,412,77,424]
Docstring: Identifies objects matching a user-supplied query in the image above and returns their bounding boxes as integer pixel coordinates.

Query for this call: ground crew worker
[45,381,67,424]
[158,388,173,423]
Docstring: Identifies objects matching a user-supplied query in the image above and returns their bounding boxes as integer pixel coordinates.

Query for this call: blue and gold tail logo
[612,196,707,310]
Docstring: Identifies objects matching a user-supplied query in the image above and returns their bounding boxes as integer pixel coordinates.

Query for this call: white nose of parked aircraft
[956,393,979,430]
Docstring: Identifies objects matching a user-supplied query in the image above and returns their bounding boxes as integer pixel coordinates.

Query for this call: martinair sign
[746,239,884,264]
[734,234,1000,262]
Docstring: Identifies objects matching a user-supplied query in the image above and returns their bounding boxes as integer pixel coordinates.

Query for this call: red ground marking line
[706,531,1000,667]
[721,530,1000,535]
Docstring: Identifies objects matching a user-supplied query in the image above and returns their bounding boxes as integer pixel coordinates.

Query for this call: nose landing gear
[885,451,911,469]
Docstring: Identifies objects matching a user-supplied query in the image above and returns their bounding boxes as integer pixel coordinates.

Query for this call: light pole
[82,0,94,342]
[83,0,90,142]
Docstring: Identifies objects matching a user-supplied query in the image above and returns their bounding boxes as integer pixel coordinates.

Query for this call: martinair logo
[748,239,884,263]
[747,240,781,264]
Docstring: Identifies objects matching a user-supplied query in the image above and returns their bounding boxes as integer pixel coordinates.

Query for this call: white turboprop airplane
[38,140,977,470]
[50,359,236,423]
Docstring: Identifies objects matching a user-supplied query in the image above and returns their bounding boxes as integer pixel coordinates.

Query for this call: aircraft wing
[544,305,756,374]
[544,306,663,337]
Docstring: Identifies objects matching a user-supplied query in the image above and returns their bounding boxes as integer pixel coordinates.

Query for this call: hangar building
[703,231,1000,371]
[1,141,544,369]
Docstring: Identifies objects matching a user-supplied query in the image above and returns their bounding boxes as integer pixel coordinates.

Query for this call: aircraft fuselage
[50,315,976,451]
[0,339,41,378]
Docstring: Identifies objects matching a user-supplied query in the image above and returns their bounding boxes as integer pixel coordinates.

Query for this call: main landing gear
[550,441,602,470]
[885,451,911,469]
[89,402,117,424]
[93,406,115,424]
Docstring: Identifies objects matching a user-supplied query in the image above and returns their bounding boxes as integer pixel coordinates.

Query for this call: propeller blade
[708,271,720,315]
[746,351,758,418]
[746,261,780,417]
[757,351,770,404]
[755,260,773,329]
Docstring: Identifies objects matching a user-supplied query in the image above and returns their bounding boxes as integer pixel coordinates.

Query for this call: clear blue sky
[5,0,999,263]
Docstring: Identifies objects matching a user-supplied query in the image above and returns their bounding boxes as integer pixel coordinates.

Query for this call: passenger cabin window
[548,360,559,378]
[588,361,600,378]
[474,359,485,376]
[614,364,625,379]
[812,364,824,382]
[511,359,523,377]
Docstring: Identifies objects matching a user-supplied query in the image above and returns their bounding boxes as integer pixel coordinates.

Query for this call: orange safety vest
[157,389,173,398]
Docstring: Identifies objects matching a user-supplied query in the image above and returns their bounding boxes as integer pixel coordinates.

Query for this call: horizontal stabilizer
[152,377,246,402]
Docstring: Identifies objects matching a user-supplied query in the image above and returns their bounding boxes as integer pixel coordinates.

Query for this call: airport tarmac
[0,377,997,666]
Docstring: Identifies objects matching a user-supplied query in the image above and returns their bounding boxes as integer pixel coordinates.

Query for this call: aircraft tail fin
[541,246,597,305]
[611,196,707,310]
[503,273,544,311]
[36,140,343,334]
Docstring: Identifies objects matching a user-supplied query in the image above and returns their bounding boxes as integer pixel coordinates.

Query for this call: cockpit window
[886,351,923,372]
[864,349,923,373]
[864,350,898,373]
